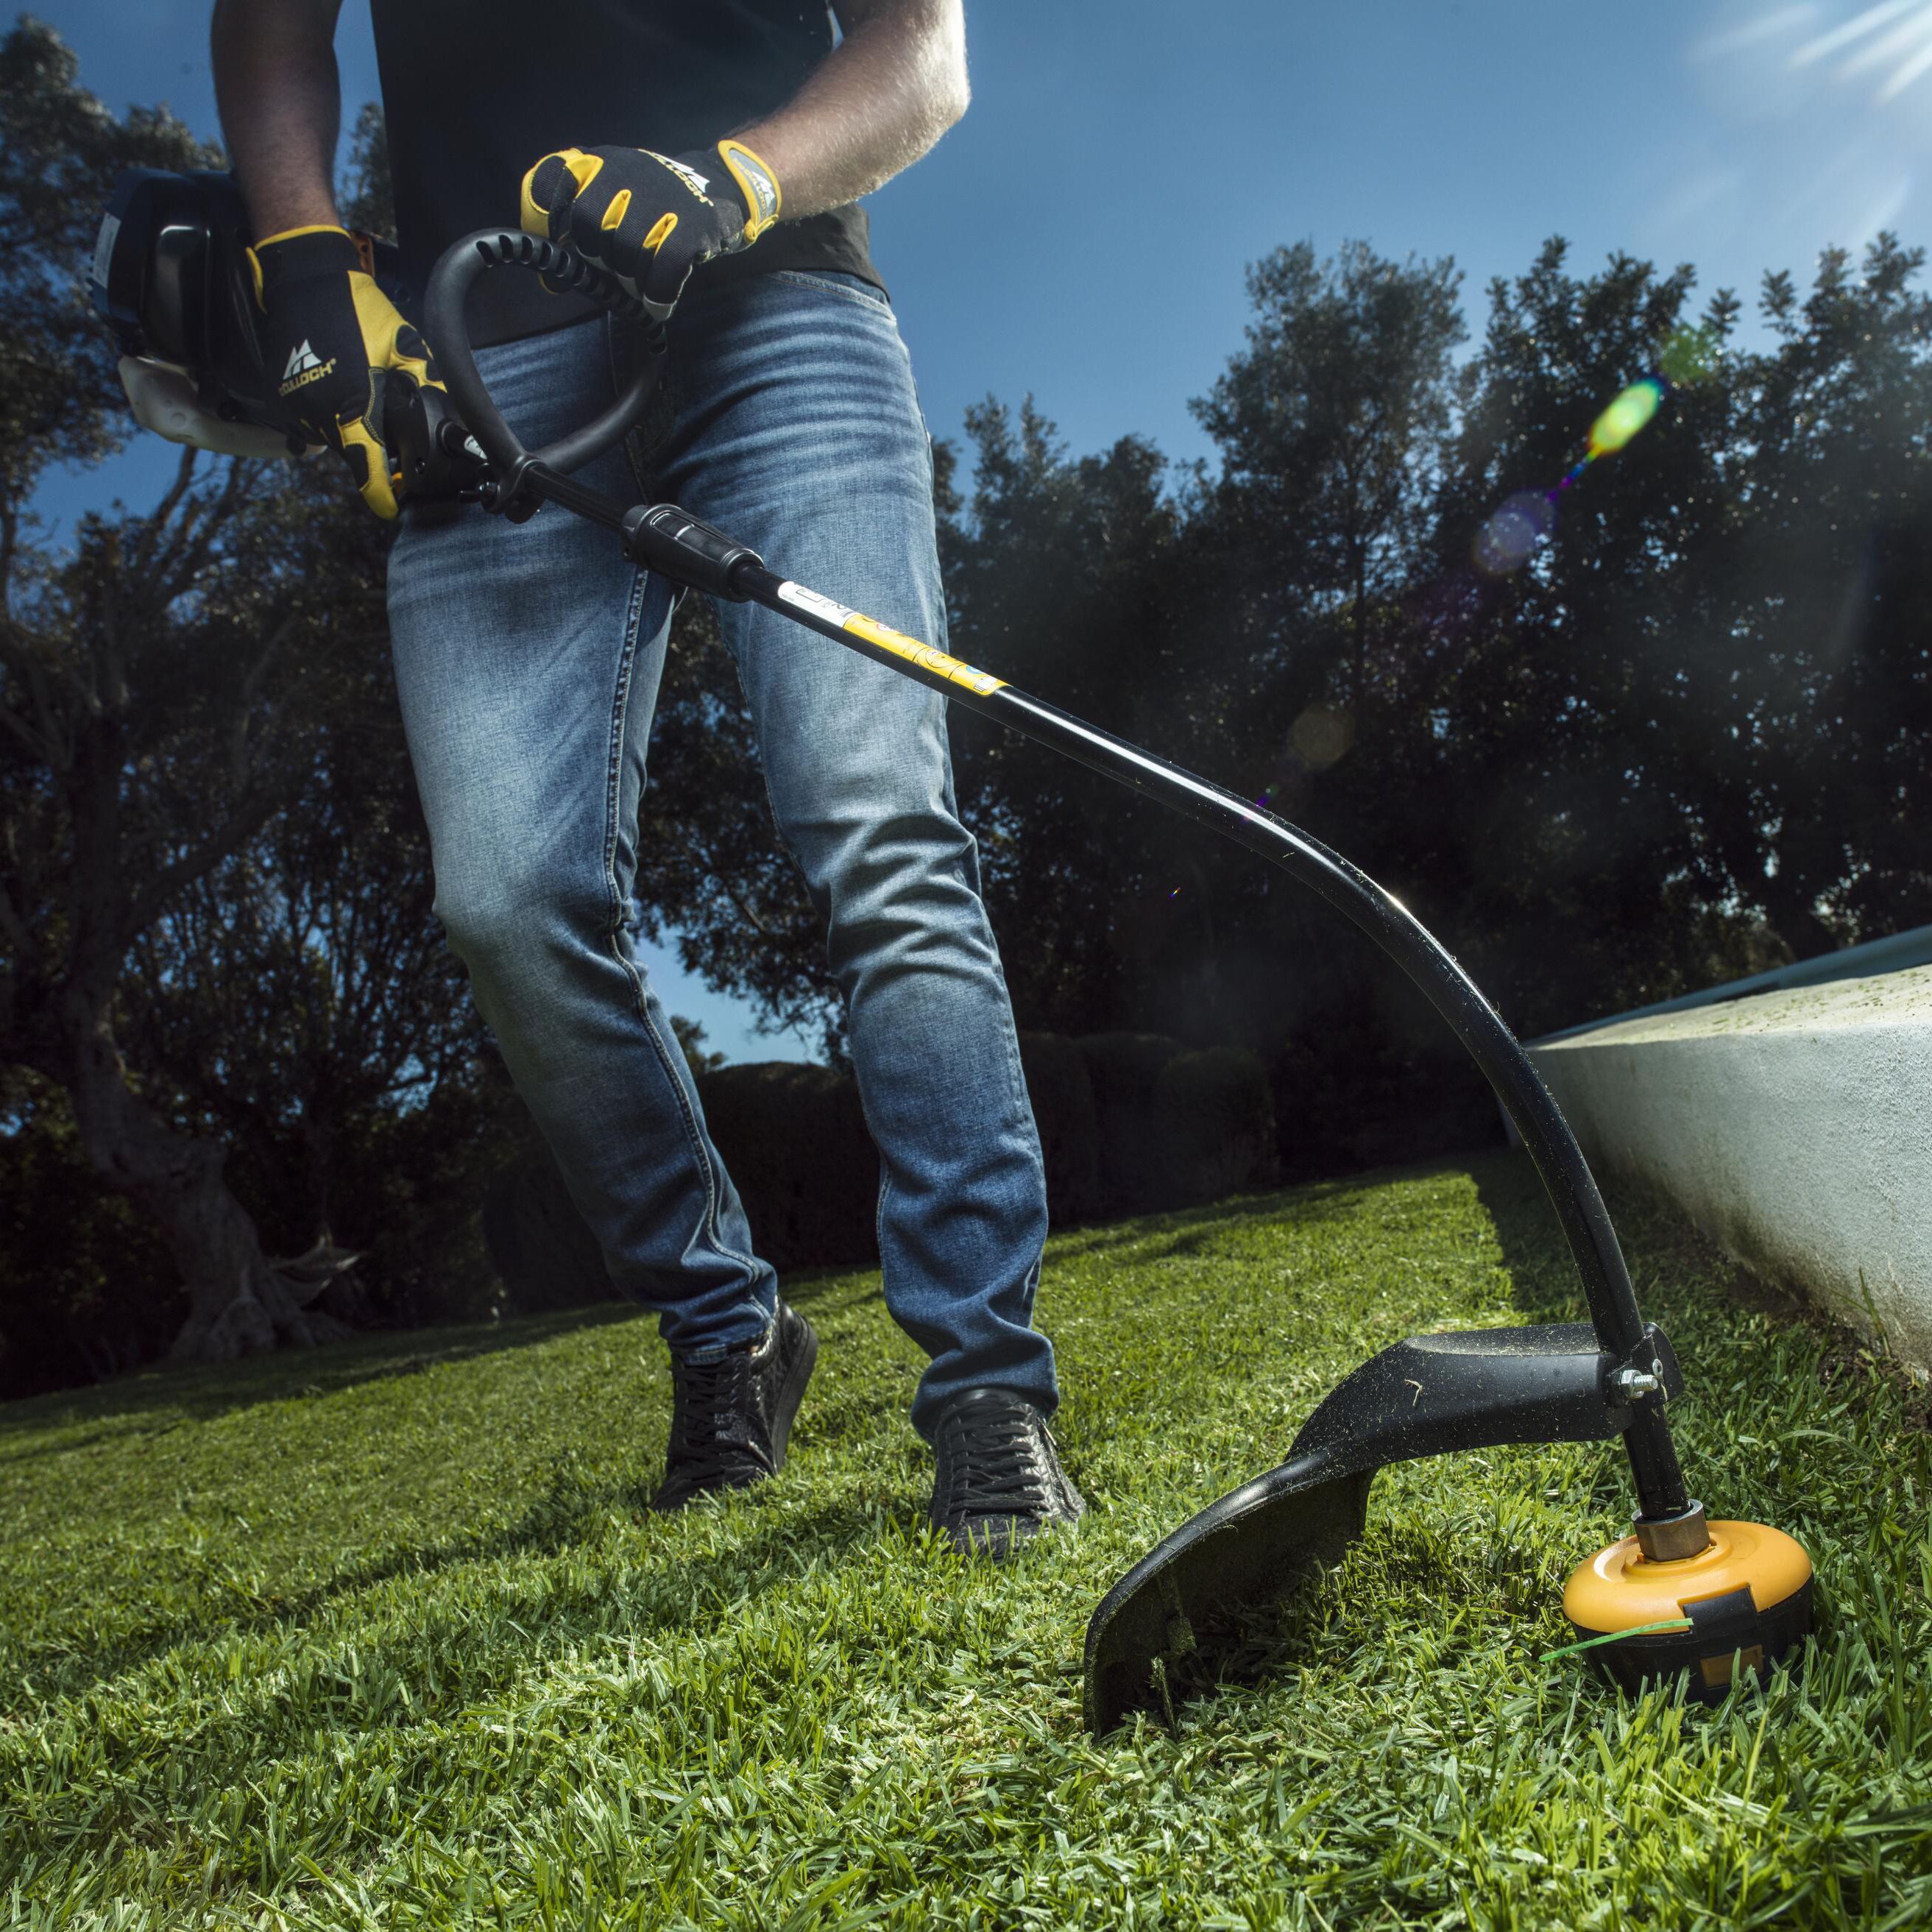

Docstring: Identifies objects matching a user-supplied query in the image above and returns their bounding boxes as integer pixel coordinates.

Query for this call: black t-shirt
[369,0,883,345]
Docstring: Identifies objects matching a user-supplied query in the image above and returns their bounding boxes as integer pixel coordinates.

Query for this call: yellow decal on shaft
[842,612,1006,697]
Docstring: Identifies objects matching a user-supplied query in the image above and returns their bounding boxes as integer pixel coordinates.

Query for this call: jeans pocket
[766,268,896,316]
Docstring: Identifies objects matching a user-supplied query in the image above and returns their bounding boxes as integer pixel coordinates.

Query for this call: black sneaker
[928,1386,1084,1559]
[653,1298,818,1512]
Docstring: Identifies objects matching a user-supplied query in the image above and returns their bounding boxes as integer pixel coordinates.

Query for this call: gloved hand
[519,139,782,316]
[246,223,442,520]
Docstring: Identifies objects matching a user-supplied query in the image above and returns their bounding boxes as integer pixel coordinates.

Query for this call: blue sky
[38,0,1932,1059]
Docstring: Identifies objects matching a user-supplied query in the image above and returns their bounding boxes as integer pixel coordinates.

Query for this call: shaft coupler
[623,503,765,601]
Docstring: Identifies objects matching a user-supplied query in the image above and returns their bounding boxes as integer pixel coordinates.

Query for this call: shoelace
[942,1404,1055,1517]
[668,1347,760,1471]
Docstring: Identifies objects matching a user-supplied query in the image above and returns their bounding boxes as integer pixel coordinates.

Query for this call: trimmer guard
[1083,1320,1682,1734]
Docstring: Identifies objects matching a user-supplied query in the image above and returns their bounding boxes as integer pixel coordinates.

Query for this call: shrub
[473,1036,1281,1306]
[480,1140,618,1315]
[1150,1044,1278,1207]
[1075,1033,1187,1211]
[1016,1031,1104,1224]
[695,1062,879,1271]
[0,1078,181,1398]
[1076,1033,1276,1212]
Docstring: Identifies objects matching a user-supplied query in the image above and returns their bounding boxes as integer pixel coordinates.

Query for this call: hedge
[692,1061,879,1271]
[1016,1031,1105,1222]
[484,1033,1278,1297]
[479,1139,618,1315]
[1076,1033,1276,1214]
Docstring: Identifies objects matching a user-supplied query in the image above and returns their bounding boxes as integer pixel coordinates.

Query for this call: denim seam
[601,563,764,1289]
[764,268,895,315]
[599,313,761,1289]
[935,730,1042,1185]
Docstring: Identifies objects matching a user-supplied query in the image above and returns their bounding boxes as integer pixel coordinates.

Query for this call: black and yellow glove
[519,139,782,317]
[246,224,442,520]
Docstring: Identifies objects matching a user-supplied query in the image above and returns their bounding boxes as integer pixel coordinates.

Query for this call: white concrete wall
[1527,966,1932,1371]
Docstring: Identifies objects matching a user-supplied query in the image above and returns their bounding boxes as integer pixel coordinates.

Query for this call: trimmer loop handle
[422,230,664,510]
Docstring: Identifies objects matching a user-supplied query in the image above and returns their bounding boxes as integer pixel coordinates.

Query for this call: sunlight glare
[1791,0,1917,66]
[1877,32,1932,93]
[1790,0,1932,99]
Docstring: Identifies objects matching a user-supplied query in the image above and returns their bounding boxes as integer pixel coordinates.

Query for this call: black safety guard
[1083,1321,1683,1733]
[413,230,1716,1738]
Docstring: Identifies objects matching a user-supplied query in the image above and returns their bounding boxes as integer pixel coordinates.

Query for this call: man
[210,0,1082,1555]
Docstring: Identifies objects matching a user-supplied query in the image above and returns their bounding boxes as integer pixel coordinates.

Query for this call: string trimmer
[92,176,1817,1733]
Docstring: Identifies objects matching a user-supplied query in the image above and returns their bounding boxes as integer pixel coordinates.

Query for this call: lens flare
[1588,379,1663,457]
[1471,326,1714,578]
[1473,492,1555,575]
[1290,704,1354,769]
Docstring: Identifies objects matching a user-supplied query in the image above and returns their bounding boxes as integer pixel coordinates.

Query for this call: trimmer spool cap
[1563,1518,1814,1702]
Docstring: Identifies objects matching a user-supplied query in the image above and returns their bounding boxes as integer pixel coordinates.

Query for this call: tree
[0,25,418,1360]
[0,23,211,508]
[1195,238,1465,708]
[1717,238,1932,952]
[121,619,487,1250]
[580,221,1932,1186]
[0,453,393,1356]
[1433,236,1932,1024]
[1422,239,1759,1031]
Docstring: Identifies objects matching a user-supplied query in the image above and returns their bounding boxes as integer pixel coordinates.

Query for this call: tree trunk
[298,1097,338,1250]
[60,992,344,1364]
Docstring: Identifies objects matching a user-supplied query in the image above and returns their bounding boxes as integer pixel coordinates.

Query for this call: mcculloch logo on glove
[277,343,338,397]
[655,152,713,199]
[521,138,783,314]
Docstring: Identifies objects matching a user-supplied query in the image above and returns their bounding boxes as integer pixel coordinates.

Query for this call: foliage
[0,24,514,1370]
[942,403,1192,1037]
[0,1067,179,1397]
[0,18,216,508]
[120,589,487,1245]
[3,1156,1928,1925]
[668,1013,727,1075]
[1196,238,1466,673]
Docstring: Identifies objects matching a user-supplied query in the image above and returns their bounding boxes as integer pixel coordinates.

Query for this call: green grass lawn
[4,1151,1931,1929]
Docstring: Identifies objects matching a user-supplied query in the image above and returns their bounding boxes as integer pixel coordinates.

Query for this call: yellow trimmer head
[1561,1510,1814,1700]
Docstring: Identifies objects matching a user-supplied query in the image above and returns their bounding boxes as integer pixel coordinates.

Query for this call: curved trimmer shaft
[506,461,1702,1537]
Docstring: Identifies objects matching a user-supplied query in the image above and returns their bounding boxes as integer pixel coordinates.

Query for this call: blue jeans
[386,268,1056,1435]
